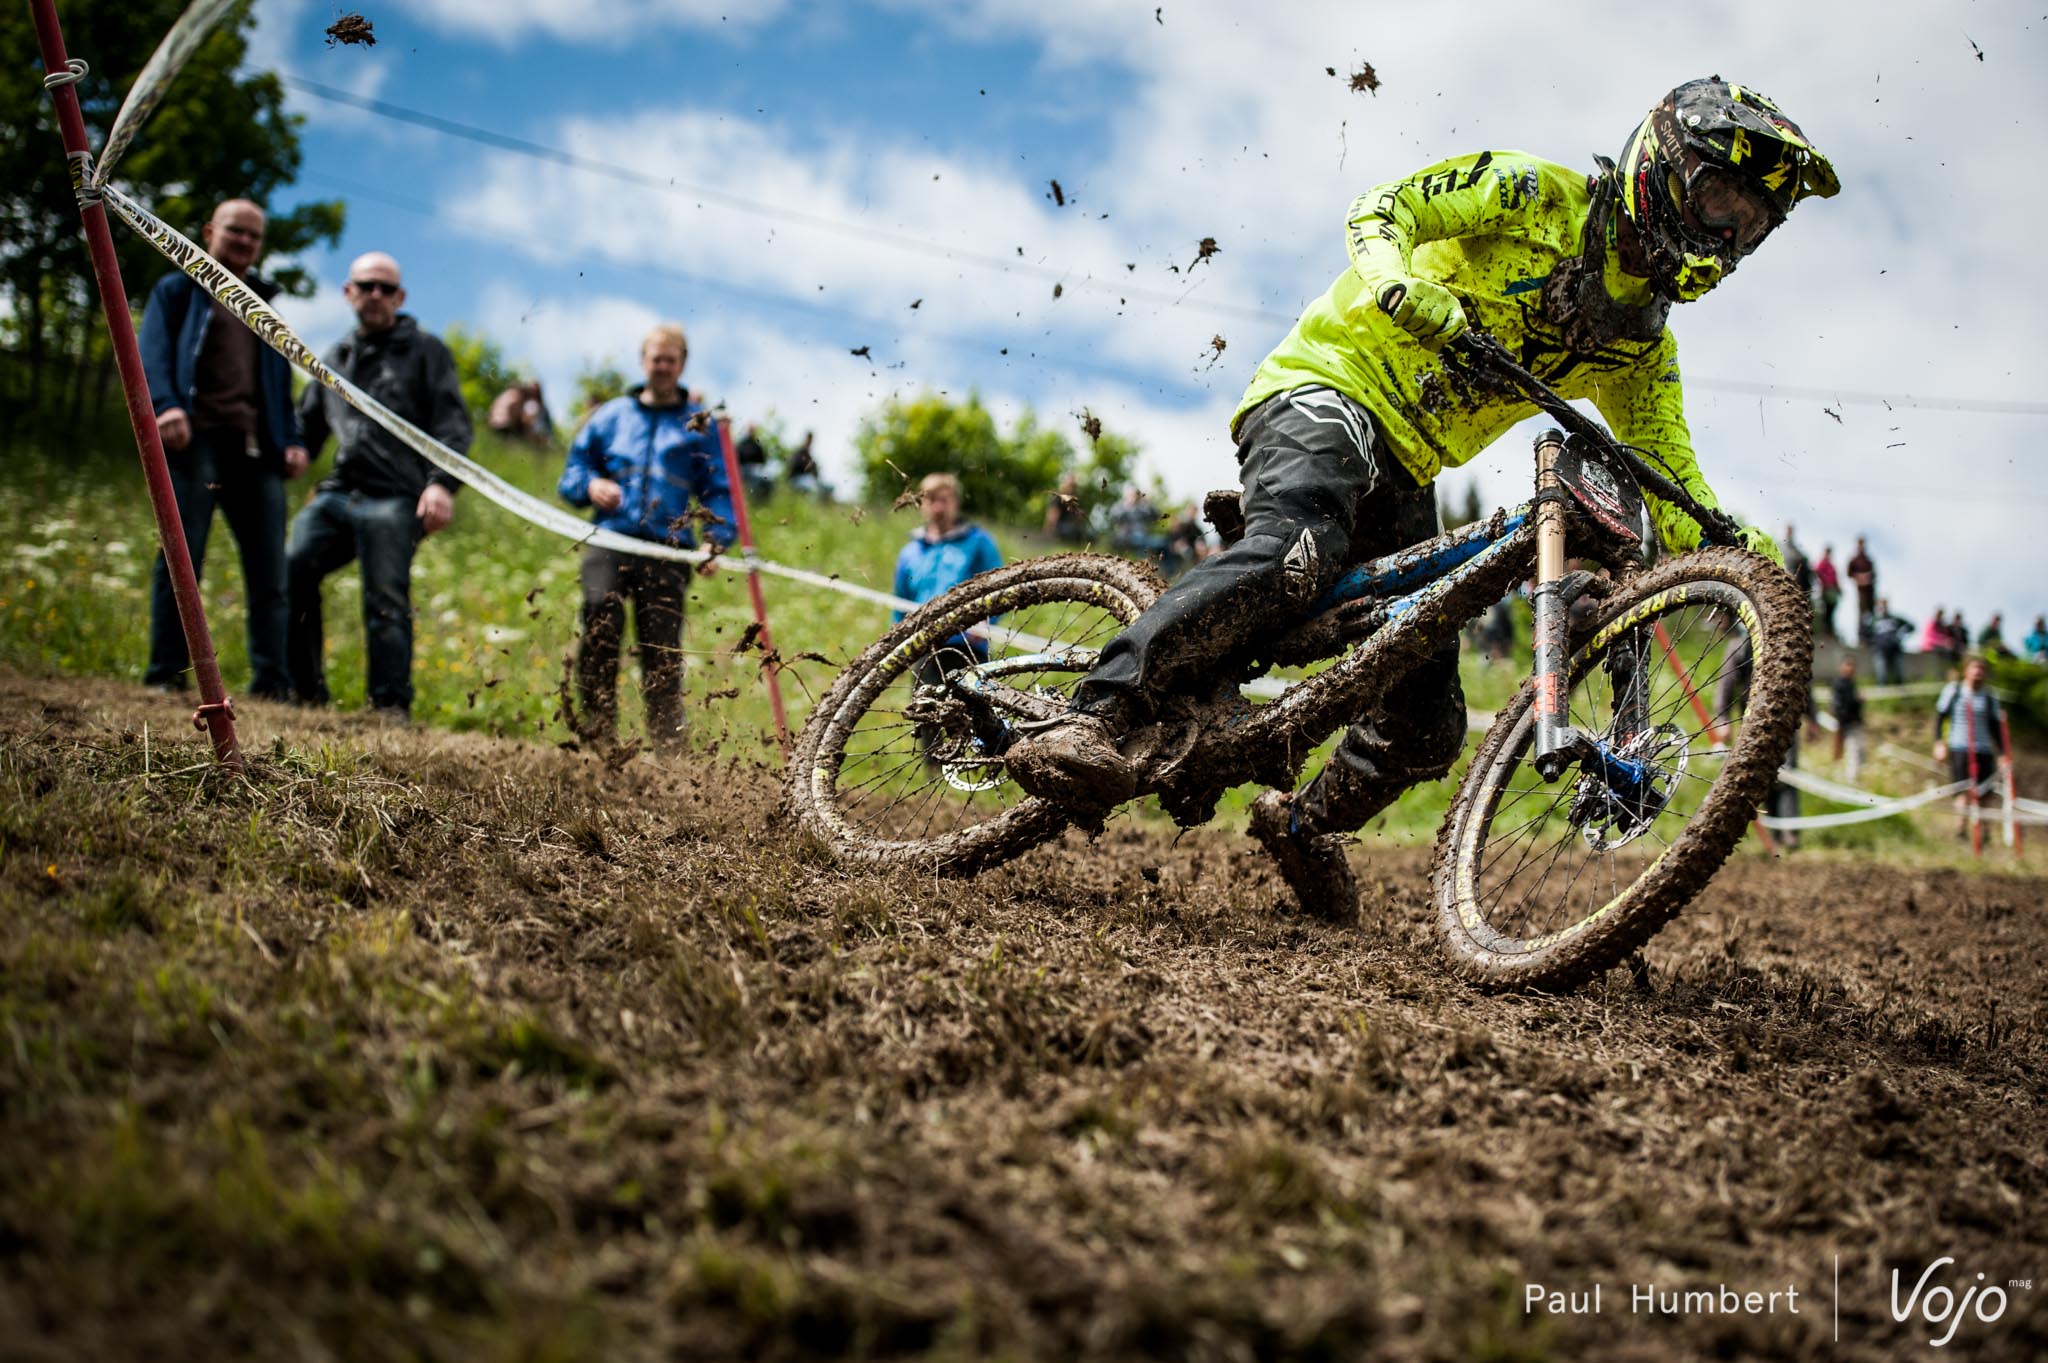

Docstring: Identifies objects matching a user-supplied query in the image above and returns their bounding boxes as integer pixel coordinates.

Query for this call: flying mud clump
[325,13,376,47]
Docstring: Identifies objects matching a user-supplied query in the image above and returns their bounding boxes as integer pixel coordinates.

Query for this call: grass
[1,434,2035,865]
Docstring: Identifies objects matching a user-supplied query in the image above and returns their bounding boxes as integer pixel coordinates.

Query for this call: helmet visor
[1684,167,1776,256]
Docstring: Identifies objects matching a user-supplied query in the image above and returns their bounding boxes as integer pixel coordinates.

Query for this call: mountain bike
[789,333,1810,990]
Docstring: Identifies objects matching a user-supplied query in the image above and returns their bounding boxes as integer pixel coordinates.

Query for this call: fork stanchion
[1648,620,1778,854]
[714,415,790,763]
[29,0,241,772]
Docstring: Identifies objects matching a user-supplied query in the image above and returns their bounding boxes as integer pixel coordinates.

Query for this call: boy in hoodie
[893,473,1003,737]
[558,323,735,751]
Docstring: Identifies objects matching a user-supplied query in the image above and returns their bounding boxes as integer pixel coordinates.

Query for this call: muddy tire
[791,554,1162,875]
[1432,547,1810,991]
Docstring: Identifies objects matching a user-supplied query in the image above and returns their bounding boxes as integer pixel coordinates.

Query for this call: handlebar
[1444,332,1746,550]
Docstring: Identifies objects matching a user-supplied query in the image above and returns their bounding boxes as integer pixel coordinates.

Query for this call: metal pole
[1650,620,1778,854]
[28,0,241,770]
[714,415,790,762]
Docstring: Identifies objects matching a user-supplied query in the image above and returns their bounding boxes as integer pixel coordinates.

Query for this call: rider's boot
[1006,698,1139,810]
[1249,758,1411,924]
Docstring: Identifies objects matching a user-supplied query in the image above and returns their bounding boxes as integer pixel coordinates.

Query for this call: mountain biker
[1008,77,1837,922]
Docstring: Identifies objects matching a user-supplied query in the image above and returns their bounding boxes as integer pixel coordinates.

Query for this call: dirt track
[1,670,2043,1361]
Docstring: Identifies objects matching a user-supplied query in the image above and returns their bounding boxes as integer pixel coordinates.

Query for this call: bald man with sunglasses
[287,252,471,720]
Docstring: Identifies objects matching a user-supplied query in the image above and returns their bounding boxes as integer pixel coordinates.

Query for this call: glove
[1376,277,1468,349]
[1736,524,1783,569]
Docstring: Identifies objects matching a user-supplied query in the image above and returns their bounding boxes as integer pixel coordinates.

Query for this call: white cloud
[407,0,787,44]
[423,0,2047,627]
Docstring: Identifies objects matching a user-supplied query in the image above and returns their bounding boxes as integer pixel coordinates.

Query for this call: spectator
[893,473,1003,751]
[1814,545,1841,640]
[1978,611,2009,656]
[1830,656,1865,783]
[1043,472,1091,544]
[558,323,734,753]
[1867,596,1913,685]
[138,199,308,700]
[1478,595,1517,663]
[1769,687,1822,851]
[288,252,469,720]
[1946,610,1970,663]
[1781,523,1813,605]
[486,379,551,444]
[1934,655,2006,838]
[1846,536,1876,641]
[786,431,825,499]
[1163,503,1209,577]
[2025,614,2048,663]
[1109,487,1166,562]
[1712,622,1754,737]
[734,422,774,502]
[1920,607,1950,657]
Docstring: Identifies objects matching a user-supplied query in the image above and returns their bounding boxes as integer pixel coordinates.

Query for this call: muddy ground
[0,669,2042,1362]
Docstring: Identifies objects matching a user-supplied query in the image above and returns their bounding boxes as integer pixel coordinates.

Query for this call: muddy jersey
[1234,150,1725,553]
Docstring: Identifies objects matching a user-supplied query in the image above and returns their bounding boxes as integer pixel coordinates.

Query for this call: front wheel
[791,554,1161,875]
[1432,547,1810,991]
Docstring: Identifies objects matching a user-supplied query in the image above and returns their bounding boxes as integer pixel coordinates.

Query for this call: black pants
[1078,387,1465,824]
[286,490,424,712]
[146,429,290,697]
[577,547,689,745]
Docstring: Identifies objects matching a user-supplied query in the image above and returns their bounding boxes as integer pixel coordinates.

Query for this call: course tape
[93,0,235,190]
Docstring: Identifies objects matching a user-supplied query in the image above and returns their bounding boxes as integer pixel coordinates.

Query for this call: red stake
[714,416,789,762]
[1649,620,1777,853]
[29,1,241,771]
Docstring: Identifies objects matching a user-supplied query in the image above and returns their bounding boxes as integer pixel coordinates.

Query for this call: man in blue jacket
[138,199,308,698]
[559,323,735,751]
[893,472,1003,749]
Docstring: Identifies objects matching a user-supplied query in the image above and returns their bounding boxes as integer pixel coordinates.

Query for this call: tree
[855,392,1079,525]
[445,324,519,425]
[1,0,343,440]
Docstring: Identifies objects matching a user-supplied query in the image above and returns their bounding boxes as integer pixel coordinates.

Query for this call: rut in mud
[0,669,2042,1361]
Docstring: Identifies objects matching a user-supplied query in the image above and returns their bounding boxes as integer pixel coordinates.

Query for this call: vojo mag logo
[1891,1257,2026,1348]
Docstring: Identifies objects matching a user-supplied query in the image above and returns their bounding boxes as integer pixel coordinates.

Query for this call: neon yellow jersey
[1234,150,1724,553]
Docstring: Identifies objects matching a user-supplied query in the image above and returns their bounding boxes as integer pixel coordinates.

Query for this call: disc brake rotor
[1574,722,1690,851]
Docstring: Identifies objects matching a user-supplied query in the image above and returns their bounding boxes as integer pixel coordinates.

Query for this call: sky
[217,0,2048,635]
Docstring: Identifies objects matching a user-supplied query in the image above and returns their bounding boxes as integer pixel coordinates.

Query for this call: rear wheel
[791,554,1161,874]
[1432,547,1809,990]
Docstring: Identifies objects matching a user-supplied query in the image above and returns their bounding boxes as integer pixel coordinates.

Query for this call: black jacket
[301,315,471,500]
[138,269,305,472]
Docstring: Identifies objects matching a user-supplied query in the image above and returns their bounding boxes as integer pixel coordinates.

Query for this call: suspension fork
[1529,429,1586,780]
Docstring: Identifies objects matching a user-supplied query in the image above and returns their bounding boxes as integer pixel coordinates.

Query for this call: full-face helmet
[1618,77,1839,300]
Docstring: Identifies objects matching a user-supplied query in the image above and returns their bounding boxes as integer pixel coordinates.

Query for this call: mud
[1,669,2042,1361]
[324,14,376,48]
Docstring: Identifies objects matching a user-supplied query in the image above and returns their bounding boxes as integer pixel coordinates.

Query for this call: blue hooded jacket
[894,523,1002,654]
[138,270,303,470]
[559,390,736,549]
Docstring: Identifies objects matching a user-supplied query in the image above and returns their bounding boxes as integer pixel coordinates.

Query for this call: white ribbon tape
[94,0,237,188]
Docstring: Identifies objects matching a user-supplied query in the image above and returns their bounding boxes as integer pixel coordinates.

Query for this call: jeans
[576,547,690,746]
[1873,643,1904,686]
[287,490,423,712]
[146,429,290,696]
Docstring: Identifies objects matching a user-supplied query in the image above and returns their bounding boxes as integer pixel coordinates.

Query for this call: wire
[282,74,1284,326]
[283,75,2048,420]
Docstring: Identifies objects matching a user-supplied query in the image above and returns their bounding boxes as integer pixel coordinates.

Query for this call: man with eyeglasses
[138,199,309,699]
[287,252,471,720]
